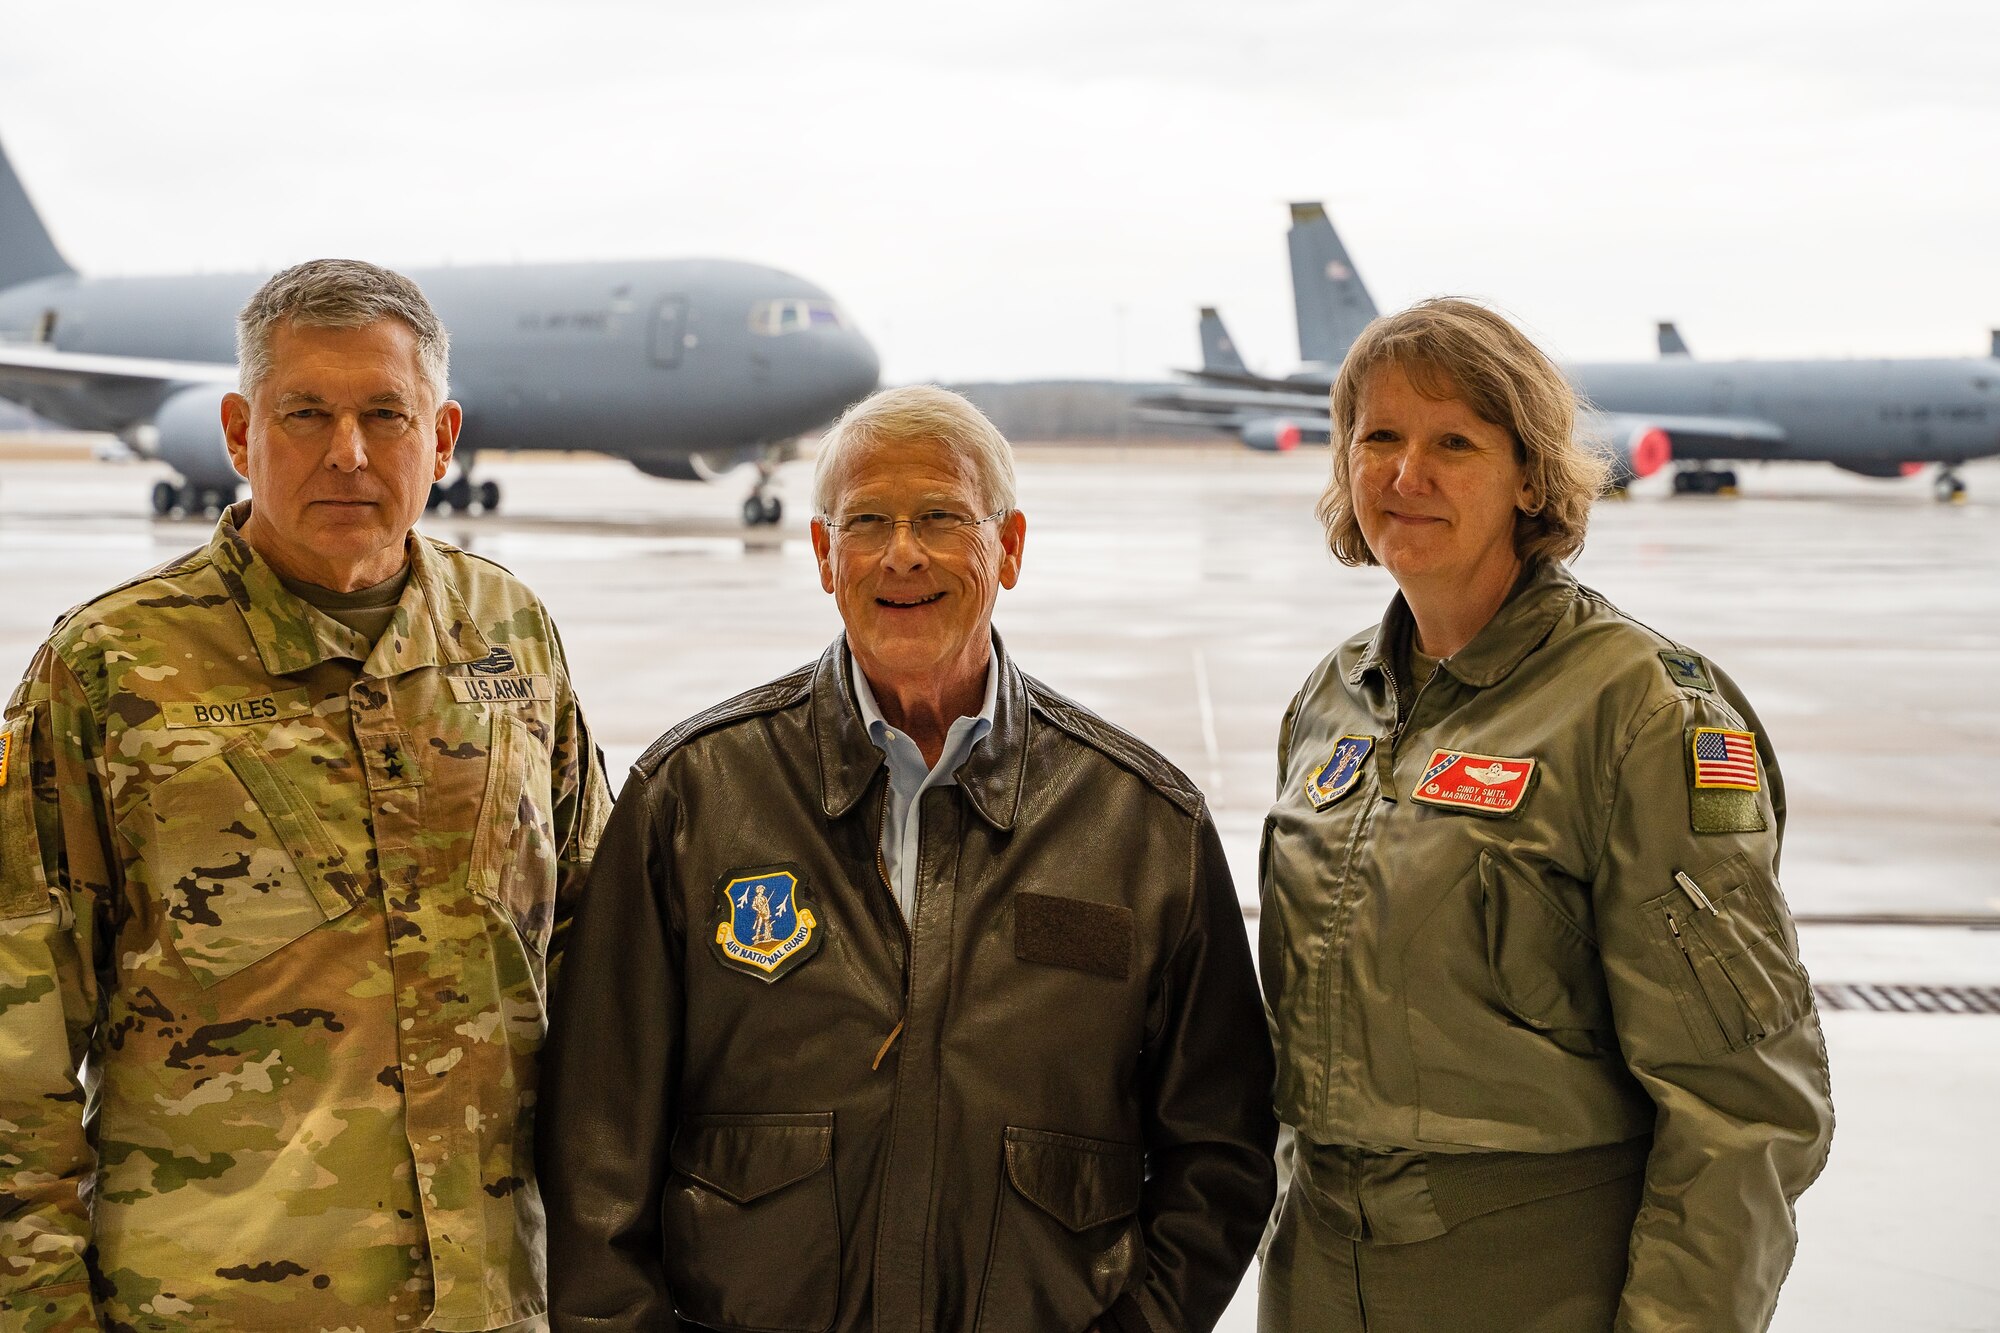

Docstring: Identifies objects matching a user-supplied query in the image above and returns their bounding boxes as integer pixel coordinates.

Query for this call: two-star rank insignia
[1410,748,1537,815]
[1305,735,1373,809]
[711,864,821,982]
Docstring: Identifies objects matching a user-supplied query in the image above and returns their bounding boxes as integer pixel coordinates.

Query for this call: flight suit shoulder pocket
[0,713,52,919]
[1641,851,1811,1058]
[662,1112,838,1333]
[126,735,352,988]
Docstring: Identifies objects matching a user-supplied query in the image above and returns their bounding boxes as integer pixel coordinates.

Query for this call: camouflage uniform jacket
[0,507,611,1332]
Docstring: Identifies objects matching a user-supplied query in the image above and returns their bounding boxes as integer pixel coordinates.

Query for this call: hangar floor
[2,447,1995,1329]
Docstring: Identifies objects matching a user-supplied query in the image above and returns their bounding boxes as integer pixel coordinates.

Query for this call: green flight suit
[0,507,611,1332]
[1258,559,1833,1331]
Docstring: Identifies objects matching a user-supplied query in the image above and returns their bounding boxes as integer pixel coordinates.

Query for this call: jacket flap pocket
[671,1112,833,1205]
[1003,1127,1143,1232]
[1478,850,1611,1034]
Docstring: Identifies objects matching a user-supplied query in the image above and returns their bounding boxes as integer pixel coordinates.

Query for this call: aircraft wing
[0,342,236,434]
[1586,410,1788,456]
[1136,383,1331,416]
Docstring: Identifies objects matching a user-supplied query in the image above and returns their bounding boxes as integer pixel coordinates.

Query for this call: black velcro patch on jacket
[1014,892,1133,981]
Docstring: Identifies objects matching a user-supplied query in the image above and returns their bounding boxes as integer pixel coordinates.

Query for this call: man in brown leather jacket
[538,386,1277,1333]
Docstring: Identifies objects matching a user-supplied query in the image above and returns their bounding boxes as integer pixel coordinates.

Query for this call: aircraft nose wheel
[151,480,178,517]
[743,494,782,526]
[1935,470,1967,503]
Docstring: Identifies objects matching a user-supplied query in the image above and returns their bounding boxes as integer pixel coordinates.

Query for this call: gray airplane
[0,135,880,525]
[1151,203,2000,501]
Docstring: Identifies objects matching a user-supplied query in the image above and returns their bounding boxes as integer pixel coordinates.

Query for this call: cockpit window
[750,298,847,335]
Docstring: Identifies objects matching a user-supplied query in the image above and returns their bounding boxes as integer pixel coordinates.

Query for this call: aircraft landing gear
[741,447,787,526]
[427,473,503,514]
[1935,468,1967,503]
[1671,467,1739,496]
[149,479,232,518]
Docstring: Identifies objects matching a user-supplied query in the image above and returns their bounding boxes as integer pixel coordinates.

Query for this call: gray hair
[812,385,1017,516]
[236,258,450,403]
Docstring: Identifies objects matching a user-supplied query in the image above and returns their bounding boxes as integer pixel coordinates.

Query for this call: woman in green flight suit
[1257,299,1833,1332]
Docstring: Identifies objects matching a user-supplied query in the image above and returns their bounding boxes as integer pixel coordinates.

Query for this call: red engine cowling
[1241,418,1302,452]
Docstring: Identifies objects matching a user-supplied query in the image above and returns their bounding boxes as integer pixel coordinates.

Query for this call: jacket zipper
[1666,909,1732,1048]
[873,782,908,1070]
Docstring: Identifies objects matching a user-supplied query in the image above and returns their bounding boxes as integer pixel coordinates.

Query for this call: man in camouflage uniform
[0,259,610,1331]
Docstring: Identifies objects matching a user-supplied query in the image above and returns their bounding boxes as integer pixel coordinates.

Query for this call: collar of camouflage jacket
[209,503,493,679]
[811,630,1028,832]
[1349,557,1582,690]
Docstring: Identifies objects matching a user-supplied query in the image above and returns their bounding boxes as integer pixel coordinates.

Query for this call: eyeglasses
[821,508,1008,549]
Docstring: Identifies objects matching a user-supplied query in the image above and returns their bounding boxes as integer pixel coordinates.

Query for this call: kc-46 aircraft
[0,135,879,525]
[1147,202,2000,501]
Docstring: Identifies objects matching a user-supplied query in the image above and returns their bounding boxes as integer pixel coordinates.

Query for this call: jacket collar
[1348,558,1580,690]
[210,503,490,679]
[813,630,1028,832]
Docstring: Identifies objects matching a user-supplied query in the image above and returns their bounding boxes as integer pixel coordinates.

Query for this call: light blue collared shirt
[850,651,999,921]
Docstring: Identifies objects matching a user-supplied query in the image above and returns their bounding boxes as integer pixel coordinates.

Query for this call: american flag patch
[1691,727,1759,790]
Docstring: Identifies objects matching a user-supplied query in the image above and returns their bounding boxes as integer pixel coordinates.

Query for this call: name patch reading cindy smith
[1410,748,1537,814]
[449,674,554,704]
[161,690,314,729]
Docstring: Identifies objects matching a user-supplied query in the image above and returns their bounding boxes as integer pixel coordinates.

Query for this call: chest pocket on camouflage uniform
[467,708,558,954]
[133,734,355,989]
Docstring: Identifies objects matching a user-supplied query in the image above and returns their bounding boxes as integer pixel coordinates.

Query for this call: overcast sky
[2,0,1996,383]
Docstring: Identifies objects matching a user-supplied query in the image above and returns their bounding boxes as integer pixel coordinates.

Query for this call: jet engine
[1240,418,1303,452]
[151,383,242,495]
[1601,425,1672,489]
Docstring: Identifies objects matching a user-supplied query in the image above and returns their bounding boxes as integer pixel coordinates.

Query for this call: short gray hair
[812,385,1017,516]
[237,258,450,403]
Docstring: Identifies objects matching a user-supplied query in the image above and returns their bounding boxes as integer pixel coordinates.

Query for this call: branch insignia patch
[1306,735,1373,810]
[711,864,820,982]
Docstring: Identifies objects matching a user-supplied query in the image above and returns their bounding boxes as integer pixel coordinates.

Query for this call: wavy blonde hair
[1317,297,1608,567]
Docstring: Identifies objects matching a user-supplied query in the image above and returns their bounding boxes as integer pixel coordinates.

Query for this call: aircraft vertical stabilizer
[1990,329,1999,359]
[1198,307,1249,376]
[1658,322,1693,358]
[1287,202,1377,366]
[0,136,74,292]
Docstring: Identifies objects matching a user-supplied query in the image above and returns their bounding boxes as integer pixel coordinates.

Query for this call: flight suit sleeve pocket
[127,738,351,989]
[1641,852,1812,1059]
[661,1112,838,1333]
[974,1128,1144,1332]
[1479,851,1615,1051]
[0,713,52,919]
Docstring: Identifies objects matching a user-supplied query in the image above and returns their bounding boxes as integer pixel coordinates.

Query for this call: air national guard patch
[1687,727,1766,833]
[1306,735,1373,810]
[711,864,821,982]
[1410,748,1536,815]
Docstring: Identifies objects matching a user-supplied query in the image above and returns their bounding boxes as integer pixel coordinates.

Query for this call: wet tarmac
[2,447,1996,1329]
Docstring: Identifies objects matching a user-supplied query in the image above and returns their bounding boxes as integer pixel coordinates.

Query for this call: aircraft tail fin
[1198,307,1250,376]
[1658,321,1692,358]
[1990,328,1999,359]
[0,136,74,291]
[1287,202,1377,366]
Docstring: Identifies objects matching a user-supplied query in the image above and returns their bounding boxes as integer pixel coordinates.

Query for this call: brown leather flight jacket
[538,638,1277,1333]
